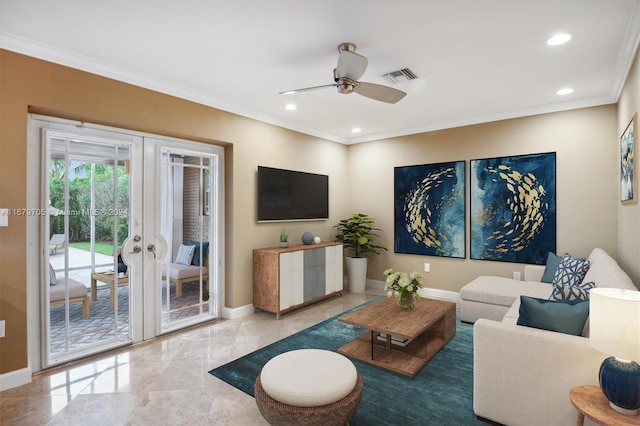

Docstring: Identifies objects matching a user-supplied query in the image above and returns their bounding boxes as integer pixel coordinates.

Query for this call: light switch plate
[0,320,5,338]
[0,209,8,227]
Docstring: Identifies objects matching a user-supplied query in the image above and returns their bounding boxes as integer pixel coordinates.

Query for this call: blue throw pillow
[552,253,590,287]
[188,240,210,266]
[517,296,590,336]
[541,252,562,283]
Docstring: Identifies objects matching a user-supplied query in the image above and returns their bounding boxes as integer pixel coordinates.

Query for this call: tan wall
[617,48,640,283]
[347,106,620,292]
[0,47,631,379]
[0,50,349,374]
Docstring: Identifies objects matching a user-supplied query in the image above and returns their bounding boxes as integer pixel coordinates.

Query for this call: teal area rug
[209,299,482,425]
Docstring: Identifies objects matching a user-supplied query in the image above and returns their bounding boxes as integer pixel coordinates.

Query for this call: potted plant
[334,213,387,293]
[279,229,291,248]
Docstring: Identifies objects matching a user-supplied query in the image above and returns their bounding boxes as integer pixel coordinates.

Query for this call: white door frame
[26,114,225,372]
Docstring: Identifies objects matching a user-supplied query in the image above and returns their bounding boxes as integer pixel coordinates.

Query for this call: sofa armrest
[473,319,606,426]
[524,264,545,282]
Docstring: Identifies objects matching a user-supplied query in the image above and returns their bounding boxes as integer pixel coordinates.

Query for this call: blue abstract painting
[470,152,556,264]
[394,161,465,258]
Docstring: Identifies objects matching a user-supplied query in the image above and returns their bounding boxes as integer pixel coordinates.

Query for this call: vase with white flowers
[383,269,424,310]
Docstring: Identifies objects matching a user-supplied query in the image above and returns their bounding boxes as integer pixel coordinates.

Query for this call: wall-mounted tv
[257,166,329,222]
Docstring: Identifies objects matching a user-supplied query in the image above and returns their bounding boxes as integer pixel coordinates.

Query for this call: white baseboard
[366,279,461,304]
[222,303,254,319]
[0,367,32,392]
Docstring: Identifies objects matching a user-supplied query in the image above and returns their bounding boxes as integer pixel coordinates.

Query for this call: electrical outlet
[424,263,431,273]
[0,320,5,338]
[513,271,521,281]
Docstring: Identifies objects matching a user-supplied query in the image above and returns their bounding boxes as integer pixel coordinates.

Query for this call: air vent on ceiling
[381,68,418,84]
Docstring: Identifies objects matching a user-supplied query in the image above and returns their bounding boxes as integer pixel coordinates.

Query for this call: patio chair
[49,263,90,318]
[161,244,209,297]
[49,234,66,254]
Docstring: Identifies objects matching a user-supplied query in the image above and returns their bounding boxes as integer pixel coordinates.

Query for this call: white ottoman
[255,349,363,425]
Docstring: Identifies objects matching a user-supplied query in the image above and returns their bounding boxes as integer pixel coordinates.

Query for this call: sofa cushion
[461,276,552,308]
[540,252,562,283]
[552,253,590,287]
[49,278,88,301]
[550,280,595,302]
[516,296,590,336]
[162,263,208,280]
[582,248,638,290]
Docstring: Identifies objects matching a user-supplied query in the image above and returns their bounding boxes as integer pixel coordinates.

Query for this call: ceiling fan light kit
[280,43,407,104]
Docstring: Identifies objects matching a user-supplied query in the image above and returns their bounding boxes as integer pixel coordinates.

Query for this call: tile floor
[0,291,379,425]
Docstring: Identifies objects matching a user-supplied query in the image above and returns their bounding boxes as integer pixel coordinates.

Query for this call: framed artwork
[470,152,556,264]
[394,161,465,258]
[621,112,637,204]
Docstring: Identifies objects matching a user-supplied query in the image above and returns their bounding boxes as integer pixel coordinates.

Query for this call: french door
[28,115,224,370]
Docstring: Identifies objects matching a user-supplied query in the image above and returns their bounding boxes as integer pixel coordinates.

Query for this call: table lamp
[590,287,640,414]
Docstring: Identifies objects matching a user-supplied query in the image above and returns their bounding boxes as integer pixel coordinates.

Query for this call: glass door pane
[159,151,215,330]
[46,132,134,364]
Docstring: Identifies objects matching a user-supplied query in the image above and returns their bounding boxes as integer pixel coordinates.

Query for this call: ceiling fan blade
[279,84,336,95]
[336,50,368,81]
[354,82,406,104]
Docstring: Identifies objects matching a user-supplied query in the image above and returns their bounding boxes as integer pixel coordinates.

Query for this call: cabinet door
[325,244,344,293]
[303,248,326,300]
[280,251,303,309]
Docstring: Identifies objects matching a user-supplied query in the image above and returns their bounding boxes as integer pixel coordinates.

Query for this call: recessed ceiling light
[547,33,572,46]
[556,88,574,95]
[351,127,362,133]
[285,103,297,111]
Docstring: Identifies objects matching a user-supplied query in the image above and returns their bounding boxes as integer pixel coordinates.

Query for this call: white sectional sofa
[461,248,638,426]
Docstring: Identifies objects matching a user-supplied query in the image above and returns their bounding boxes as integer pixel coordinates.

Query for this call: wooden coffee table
[337,296,456,378]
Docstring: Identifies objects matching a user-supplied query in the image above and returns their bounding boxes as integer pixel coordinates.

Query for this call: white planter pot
[346,257,368,293]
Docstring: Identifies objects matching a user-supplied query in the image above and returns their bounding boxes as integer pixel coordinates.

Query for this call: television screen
[257,166,329,222]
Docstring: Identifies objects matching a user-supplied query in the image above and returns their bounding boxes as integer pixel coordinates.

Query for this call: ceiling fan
[279,43,407,104]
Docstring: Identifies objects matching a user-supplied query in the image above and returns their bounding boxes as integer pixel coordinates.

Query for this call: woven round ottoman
[255,349,363,426]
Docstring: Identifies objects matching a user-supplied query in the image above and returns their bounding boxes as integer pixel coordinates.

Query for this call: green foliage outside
[49,160,130,245]
[69,242,115,256]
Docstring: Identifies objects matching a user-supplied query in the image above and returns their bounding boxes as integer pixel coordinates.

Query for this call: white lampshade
[590,288,640,361]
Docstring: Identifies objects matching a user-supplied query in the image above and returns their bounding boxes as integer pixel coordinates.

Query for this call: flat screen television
[257,166,329,222]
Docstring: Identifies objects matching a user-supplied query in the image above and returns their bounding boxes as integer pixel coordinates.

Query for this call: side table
[570,385,640,426]
[90,272,129,310]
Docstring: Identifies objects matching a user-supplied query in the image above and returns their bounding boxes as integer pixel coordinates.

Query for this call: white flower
[398,275,410,287]
[383,268,394,276]
[386,290,393,298]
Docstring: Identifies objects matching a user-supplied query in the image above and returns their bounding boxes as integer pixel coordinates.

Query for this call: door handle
[129,246,142,254]
[147,244,156,259]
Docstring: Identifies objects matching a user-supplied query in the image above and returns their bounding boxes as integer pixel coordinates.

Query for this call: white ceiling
[1,0,640,144]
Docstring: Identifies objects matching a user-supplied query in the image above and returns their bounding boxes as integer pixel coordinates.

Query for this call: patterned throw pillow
[552,253,590,287]
[550,280,595,302]
[49,262,57,286]
[175,244,196,265]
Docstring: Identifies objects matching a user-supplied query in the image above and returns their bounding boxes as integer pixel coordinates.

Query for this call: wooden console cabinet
[253,242,343,319]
